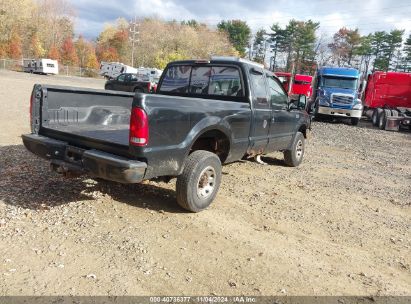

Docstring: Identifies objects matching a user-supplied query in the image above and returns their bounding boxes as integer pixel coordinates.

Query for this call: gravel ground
[0,70,410,296]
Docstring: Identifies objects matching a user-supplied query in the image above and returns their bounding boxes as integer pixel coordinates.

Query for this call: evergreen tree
[217,20,251,56]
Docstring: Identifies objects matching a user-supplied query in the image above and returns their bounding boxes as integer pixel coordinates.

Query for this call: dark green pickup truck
[23,57,311,212]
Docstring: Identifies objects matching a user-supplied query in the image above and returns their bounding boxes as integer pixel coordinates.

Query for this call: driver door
[266,75,297,151]
[115,73,127,91]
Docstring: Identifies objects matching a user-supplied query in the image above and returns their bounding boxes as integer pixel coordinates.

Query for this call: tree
[268,23,288,70]
[371,30,404,71]
[268,19,319,73]
[75,36,88,67]
[252,29,266,63]
[97,47,119,62]
[217,20,251,56]
[29,33,45,58]
[404,34,411,71]
[96,18,130,65]
[8,32,22,59]
[60,37,78,65]
[48,44,60,60]
[154,51,187,69]
[356,34,373,75]
[328,27,361,66]
[85,48,99,69]
[385,29,404,70]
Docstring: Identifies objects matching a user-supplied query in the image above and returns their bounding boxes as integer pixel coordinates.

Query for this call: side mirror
[289,95,307,110]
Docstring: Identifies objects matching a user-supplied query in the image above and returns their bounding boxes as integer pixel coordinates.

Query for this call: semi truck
[311,67,362,125]
[275,72,313,99]
[22,57,310,212]
[362,71,411,131]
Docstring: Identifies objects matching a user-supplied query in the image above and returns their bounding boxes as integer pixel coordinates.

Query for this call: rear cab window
[158,63,245,101]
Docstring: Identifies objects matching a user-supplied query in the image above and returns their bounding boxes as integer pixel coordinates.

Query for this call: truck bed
[35,85,134,155]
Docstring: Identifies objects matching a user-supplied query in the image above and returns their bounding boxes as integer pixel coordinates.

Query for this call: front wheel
[351,117,360,126]
[284,132,305,167]
[176,150,222,212]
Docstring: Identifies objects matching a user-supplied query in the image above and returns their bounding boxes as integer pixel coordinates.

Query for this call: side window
[124,74,132,82]
[160,65,192,93]
[208,67,243,97]
[250,69,268,106]
[117,74,126,82]
[130,74,138,81]
[190,67,211,94]
[267,76,288,107]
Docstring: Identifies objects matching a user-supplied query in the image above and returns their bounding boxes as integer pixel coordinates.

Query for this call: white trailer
[137,67,163,82]
[99,62,137,79]
[23,59,59,75]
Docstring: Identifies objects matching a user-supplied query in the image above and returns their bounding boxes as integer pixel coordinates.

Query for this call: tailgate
[32,85,135,156]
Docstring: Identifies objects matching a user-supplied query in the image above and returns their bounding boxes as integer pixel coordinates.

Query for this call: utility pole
[129,17,140,67]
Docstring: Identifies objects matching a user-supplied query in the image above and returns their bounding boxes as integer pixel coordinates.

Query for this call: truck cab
[311,67,362,125]
[275,72,313,99]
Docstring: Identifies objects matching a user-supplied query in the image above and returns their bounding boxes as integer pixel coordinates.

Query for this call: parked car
[310,67,362,125]
[99,62,137,79]
[104,73,156,93]
[362,71,411,131]
[275,72,313,98]
[23,59,58,75]
[22,57,311,212]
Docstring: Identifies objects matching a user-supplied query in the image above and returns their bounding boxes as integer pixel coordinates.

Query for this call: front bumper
[22,134,146,183]
[318,106,362,118]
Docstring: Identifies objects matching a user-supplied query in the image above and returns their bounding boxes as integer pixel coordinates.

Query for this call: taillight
[129,108,149,146]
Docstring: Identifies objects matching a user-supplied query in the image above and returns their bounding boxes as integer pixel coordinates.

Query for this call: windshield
[322,76,357,90]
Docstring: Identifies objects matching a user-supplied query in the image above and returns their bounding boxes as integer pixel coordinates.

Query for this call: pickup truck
[22,57,311,212]
[104,73,156,93]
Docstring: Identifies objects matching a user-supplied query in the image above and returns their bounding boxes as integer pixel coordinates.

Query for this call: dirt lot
[0,70,410,296]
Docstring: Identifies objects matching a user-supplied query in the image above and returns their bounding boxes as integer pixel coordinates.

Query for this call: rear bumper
[22,134,146,183]
[318,106,362,118]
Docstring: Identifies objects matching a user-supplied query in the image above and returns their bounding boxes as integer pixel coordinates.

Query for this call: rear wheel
[134,87,144,93]
[176,150,222,212]
[284,132,305,167]
[105,84,113,90]
[372,108,383,126]
[379,109,391,130]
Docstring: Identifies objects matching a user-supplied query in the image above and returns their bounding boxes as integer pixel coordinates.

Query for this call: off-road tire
[176,150,222,212]
[105,84,113,90]
[284,132,305,167]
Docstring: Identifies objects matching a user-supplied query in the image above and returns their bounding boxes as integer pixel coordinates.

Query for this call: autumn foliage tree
[8,32,22,59]
[29,33,45,58]
[48,44,60,60]
[60,37,78,65]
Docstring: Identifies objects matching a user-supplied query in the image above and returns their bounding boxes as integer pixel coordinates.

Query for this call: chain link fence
[0,58,100,78]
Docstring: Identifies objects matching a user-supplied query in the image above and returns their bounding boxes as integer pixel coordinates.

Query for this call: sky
[71,0,411,39]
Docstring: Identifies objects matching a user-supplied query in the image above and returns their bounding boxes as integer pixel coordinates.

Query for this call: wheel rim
[196,166,216,199]
[296,140,304,160]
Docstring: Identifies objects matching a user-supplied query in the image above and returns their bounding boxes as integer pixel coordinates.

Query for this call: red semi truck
[363,71,411,131]
[275,72,313,99]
